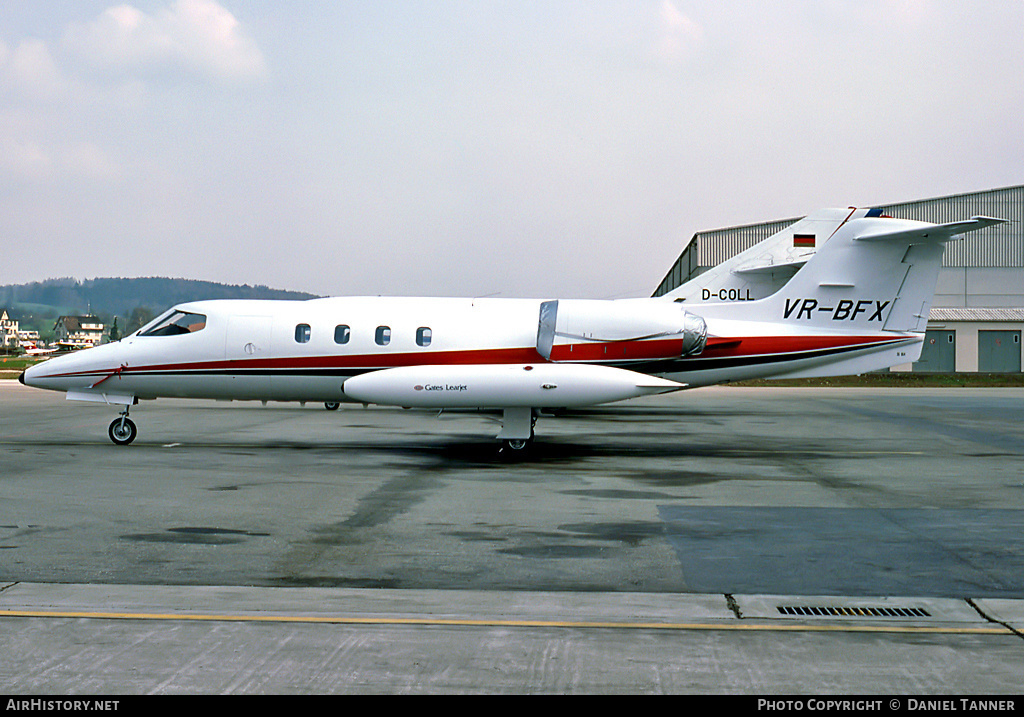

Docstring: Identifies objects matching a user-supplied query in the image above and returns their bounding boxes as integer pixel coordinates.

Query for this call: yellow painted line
[0,609,1012,635]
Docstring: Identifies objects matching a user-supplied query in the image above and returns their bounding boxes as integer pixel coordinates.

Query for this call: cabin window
[334,325,351,344]
[295,324,311,343]
[416,327,432,347]
[375,326,391,346]
[139,311,207,337]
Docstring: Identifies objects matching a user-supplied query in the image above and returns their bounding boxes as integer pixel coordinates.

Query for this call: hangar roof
[929,307,1024,322]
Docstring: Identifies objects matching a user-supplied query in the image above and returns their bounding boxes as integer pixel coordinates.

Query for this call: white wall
[934,267,1024,308]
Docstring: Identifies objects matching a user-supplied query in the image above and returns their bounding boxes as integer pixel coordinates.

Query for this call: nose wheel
[108,409,137,446]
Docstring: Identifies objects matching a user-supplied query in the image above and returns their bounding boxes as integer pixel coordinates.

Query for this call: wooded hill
[1,277,319,337]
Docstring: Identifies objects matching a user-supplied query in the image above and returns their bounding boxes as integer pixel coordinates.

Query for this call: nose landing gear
[108,407,137,446]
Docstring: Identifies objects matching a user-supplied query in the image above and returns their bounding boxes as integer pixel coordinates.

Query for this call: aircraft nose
[19,361,45,388]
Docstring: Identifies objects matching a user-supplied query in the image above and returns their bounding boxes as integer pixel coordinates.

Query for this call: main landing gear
[496,407,537,459]
[108,406,137,446]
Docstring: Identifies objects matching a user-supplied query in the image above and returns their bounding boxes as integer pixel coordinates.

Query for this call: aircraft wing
[853,216,1008,243]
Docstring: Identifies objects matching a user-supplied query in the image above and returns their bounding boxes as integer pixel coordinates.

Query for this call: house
[53,315,105,348]
[17,329,41,350]
[1,309,19,349]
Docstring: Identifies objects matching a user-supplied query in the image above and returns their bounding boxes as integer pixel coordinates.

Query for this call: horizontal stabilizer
[853,216,1008,243]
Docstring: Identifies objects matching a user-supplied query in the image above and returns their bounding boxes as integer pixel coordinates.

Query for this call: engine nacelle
[539,299,706,363]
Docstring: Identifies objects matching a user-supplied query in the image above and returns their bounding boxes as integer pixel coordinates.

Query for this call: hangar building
[653,185,1024,373]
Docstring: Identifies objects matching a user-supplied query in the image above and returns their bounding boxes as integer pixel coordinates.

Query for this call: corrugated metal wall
[652,218,797,297]
[695,218,799,268]
[652,234,701,297]
[652,185,1024,296]
[880,185,1024,267]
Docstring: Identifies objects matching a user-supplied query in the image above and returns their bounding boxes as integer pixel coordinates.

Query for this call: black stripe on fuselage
[68,338,908,382]
[604,337,910,374]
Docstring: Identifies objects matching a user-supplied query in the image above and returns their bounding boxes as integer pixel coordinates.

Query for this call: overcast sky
[2,1,1023,299]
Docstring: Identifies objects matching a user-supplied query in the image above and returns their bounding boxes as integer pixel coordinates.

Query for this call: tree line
[1,277,318,341]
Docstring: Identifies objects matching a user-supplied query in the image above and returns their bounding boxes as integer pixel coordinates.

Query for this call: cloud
[0,38,64,101]
[885,0,932,26]
[655,0,704,62]
[63,0,266,83]
[0,130,121,184]
[62,142,122,181]
[0,134,51,181]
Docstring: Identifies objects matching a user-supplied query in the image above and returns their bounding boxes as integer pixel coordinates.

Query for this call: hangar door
[978,331,1021,373]
[913,330,955,373]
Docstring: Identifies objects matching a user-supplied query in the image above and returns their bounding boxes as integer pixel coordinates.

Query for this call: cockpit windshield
[139,310,207,337]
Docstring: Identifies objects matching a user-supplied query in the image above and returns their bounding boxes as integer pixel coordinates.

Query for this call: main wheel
[497,437,533,460]
[324,402,340,411]
[108,417,137,446]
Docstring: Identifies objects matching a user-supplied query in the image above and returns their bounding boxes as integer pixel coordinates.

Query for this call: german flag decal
[793,234,815,247]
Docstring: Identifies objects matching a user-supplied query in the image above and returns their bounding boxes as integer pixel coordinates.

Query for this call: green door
[978,331,1021,373]
[913,330,955,372]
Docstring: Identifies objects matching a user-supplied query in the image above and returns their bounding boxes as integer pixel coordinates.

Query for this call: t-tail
[689,210,1007,379]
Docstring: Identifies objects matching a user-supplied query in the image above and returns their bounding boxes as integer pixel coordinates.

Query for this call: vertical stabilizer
[664,207,865,304]
[697,214,1007,333]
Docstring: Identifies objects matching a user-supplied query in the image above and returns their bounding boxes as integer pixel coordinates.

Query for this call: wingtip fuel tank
[342,363,686,409]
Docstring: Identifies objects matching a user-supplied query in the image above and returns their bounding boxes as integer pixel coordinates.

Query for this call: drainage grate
[777,605,931,618]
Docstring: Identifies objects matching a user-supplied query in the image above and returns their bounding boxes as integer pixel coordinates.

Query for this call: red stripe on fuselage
[43,335,904,379]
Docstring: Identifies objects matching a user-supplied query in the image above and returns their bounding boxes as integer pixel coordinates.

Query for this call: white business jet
[20,208,1005,453]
